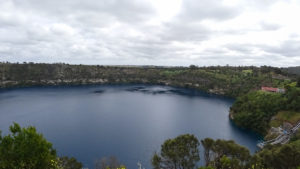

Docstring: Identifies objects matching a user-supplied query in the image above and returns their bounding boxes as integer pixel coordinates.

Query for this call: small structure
[261,87,285,93]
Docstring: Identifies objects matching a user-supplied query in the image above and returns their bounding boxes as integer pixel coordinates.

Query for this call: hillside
[230,86,300,135]
[0,62,297,98]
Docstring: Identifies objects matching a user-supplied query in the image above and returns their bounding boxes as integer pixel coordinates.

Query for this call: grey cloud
[13,0,155,24]
[178,0,241,21]
[224,44,256,54]
[260,22,281,31]
[264,40,300,57]
[159,21,211,42]
[0,0,299,67]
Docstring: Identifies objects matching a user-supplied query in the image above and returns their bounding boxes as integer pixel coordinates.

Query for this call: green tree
[58,156,83,169]
[201,138,215,166]
[257,140,300,169]
[95,156,125,169]
[219,155,240,169]
[152,134,200,169]
[0,123,57,169]
[203,139,250,169]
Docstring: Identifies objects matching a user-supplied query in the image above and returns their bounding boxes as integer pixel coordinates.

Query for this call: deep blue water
[0,85,260,169]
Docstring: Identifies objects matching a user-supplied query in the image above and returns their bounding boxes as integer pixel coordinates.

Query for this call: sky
[0,0,299,67]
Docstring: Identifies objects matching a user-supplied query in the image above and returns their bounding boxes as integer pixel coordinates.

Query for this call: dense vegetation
[2,123,300,169]
[0,62,297,97]
[230,85,300,135]
[153,134,300,169]
[152,134,200,169]
[283,66,300,76]
[0,123,82,169]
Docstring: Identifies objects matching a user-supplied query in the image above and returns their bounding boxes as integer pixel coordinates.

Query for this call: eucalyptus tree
[152,134,200,169]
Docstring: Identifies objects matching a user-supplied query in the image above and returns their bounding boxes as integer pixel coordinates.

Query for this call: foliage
[95,156,126,169]
[231,86,300,135]
[0,62,296,97]
[284,86,300,111]
[155,136,300,169]
[58,156,83,169]
[255,140,300,169]
[152,134,200,169]
[201,138,214,166]
[0,123,57,169]
[270,111,300,128]
[290,129,300,142]
[202,139,250,169]
[231,91,284,134]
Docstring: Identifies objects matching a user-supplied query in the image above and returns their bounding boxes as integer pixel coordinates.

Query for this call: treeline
[2,124,300,169]
[282,66,300,76]
[152,134,300,169]
[231,85,300,135]
[0,62,296,97]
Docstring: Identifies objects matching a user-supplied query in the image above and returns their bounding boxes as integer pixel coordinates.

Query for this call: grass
[270,111,300,127]
[242,69,253,75]
[160,70,186,77]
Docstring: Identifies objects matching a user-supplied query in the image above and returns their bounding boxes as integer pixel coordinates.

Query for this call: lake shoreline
[0,84,260,168]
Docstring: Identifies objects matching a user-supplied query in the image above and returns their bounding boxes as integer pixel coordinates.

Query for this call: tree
[256,140,300,169]
[200,139,250,169]
[152,134,200,169]
[0,123,57,169]
[189,65,198,69]
[58,156,83,169]
[95,156,125,169]
[201,138,215,166]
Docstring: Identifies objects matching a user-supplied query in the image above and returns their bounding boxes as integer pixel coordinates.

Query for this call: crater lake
[0,85,260,168]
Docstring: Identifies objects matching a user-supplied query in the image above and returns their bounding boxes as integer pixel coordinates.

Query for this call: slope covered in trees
[230,85,300,135]
[0,62,296,97]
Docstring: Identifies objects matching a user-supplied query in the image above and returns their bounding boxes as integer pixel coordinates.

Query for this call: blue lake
[0,85,260,169]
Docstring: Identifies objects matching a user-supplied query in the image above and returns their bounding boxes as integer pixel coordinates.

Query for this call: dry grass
[270,111,300,127]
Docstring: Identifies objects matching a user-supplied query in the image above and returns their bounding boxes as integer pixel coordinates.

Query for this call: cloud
[0,0,299,67]
[264,40,300,57]
[260,22,281,31]
[178,0,241,21]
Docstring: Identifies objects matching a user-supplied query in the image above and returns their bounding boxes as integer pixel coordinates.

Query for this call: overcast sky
[0,0,299,67]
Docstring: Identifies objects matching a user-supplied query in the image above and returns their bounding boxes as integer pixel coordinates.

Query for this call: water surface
[0,85,260,168]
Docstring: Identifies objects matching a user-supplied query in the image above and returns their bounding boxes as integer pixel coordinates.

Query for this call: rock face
[229,111,234,120]
[209,88,225,95]
[270,127,284,135]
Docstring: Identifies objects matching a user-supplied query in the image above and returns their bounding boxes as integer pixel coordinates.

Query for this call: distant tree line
[0,62,298,97]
